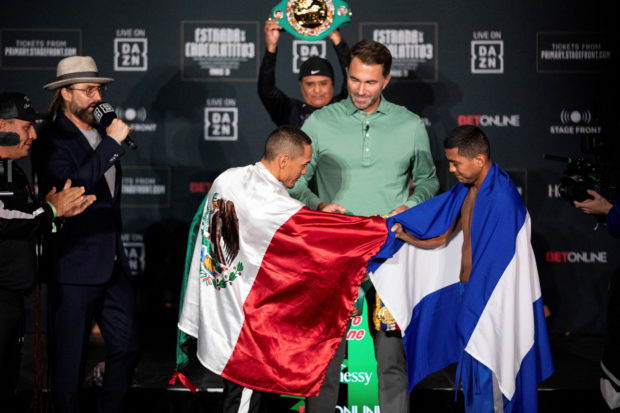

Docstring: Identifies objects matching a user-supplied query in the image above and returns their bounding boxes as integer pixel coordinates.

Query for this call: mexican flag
[176,162,387,397]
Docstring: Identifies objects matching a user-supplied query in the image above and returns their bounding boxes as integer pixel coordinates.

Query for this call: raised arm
[391,215,460,249]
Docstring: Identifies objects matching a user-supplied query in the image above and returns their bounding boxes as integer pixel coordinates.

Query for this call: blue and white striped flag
[368,163,554,412]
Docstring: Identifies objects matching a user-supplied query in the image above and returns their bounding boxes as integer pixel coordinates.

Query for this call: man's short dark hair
[262,125,312,161]
[349,40,392,77]
[443,125,491,159]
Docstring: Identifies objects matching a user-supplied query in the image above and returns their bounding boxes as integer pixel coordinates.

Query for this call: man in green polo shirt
[289,40,439,413]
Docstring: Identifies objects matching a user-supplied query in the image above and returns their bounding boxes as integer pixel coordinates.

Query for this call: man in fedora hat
[0,91,95,412]
[33,56,139,413]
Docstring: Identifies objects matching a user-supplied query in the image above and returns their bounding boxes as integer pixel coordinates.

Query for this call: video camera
[0,131,19,197]
[544,134,619,203]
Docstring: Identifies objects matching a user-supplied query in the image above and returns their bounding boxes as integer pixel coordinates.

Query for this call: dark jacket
[0,160,54,294]
[34,112,131,284]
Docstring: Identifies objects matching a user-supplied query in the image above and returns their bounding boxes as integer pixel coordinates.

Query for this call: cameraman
[574,189,620,237]
[0,92,95,411]
[574,190,620,410]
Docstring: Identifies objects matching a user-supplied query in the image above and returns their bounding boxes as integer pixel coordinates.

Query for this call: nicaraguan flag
[177,162,387,397]
[368,163,554,412]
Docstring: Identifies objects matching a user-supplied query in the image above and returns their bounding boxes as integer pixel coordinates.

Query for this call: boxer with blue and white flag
[368,126,554,412]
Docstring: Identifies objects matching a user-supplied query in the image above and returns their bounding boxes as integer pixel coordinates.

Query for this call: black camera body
[545,135,619,203]
[0,158,14,198]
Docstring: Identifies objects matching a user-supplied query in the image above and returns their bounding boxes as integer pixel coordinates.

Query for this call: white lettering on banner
[339,363,373,386]
[540,50,611,60]
[550,125,574,134]
[373,29,434,60]
[4,47,77,57]
[292,40,326,73]
[299,45,322,58]
[373,29,424,44]
[194,28,247,43]
[473,31,489,40]
[536,34,612,73]
[549,108,602,135]
[1,32,80,67]
[114,29,148,72]
[471,39,504,74]
[185,42,255,58]
[121,233,144,243]
[386,43,433,60]
[545,251,608,264]
[114,41,147,71]
[473,31,503,40]
[548,184,561,199]
[205,106,238,141]
[185,27,255,59]
[15,40,44,47]
[122,185,166,195]
[335,406,380,413]
[121,177,166,195]
[128,123,156,132]
[115,107,157,132]
[363,24,437,80]
[481,114,518,127]
[122,234,145,275]
[458,114,520,127]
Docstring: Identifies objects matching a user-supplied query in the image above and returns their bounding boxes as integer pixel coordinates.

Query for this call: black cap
[298,57,334,82]
[0,92,46,122]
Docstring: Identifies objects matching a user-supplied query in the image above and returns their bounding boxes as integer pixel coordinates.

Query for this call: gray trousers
[305,330,410,413]
[305,335,347,412]
[374,330,410,413]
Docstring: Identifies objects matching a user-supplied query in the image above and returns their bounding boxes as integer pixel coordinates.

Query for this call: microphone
[0,131,20,146]
[93,103,137,150]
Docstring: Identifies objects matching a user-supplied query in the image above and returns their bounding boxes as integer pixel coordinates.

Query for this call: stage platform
[14,304,616,412]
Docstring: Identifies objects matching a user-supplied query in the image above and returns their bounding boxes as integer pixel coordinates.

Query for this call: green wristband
[46,201,58,219]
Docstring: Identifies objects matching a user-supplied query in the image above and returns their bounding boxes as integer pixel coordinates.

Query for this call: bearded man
[33,56,139,413]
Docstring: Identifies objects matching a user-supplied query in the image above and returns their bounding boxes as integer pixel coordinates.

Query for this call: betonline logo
[546,251,607,264]
[457,114,520,127]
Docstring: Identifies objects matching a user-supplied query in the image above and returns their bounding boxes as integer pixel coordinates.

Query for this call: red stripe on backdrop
[221,207,387,396]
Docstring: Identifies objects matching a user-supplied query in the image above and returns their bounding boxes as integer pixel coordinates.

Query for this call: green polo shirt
[289,96,439,216]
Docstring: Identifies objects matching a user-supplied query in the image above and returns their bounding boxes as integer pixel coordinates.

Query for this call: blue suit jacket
[35,112,131,284]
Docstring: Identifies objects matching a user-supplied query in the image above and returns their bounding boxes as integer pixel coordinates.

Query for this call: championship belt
[373,292,398,331]
[349,210,398,331]
[269,0,352,41]
[371,211,399,331]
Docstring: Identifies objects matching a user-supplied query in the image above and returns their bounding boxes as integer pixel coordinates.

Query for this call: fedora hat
[43,56,114,90]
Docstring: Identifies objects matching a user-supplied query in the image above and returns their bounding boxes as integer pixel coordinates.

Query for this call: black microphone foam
[0,131,20,147]
[93,103,137,150]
